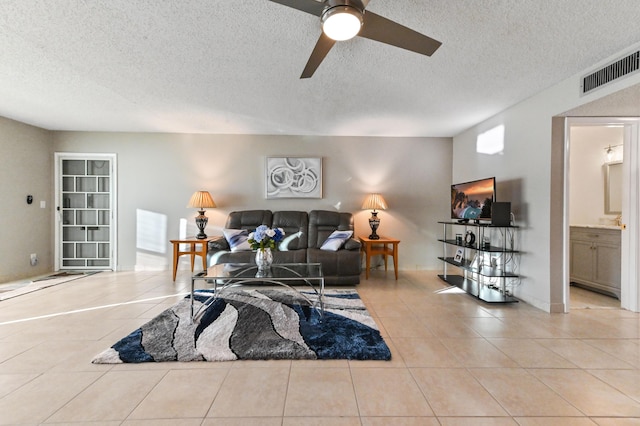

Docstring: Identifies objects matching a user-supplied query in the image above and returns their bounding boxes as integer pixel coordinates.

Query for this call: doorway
[564,117,639,312]
[54,153,117,271]
[567,123,623,307]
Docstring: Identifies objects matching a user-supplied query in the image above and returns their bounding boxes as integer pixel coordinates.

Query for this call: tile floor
[0,270,638,425]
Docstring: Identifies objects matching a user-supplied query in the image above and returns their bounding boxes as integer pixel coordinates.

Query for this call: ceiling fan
[269,0,442,78]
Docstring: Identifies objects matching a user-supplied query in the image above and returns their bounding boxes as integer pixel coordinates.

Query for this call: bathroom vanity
[570,225,621,299]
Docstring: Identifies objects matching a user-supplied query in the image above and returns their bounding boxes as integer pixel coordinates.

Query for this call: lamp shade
[187,191,216,209]
[362,193,387,211]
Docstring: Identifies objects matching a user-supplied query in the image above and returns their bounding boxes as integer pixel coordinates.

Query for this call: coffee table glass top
[191,263,325,322]
[201,263,323,281]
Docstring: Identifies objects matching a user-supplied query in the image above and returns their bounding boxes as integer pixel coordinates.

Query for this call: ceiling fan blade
[269,0,326,17]
[359,11,442,56]
[300,32,336,79]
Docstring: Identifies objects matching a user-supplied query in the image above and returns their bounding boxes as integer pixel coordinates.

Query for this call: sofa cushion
[320,230,353,251]
[308,210,354,249]
[307,247,361,283]
[272,211,308,250]
[222,228,251,252]
[225,210,273,231]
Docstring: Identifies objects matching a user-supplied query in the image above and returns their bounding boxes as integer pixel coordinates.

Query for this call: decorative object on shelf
[453,248,464,264]
[266,157,322,199]
[187,190,217,239]
[482,236,491,250]
[465,230,476,247]
[248,225,285,271]
[362,193,388,240]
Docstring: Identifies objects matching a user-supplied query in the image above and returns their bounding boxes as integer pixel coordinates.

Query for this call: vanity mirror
[605,161,622,214]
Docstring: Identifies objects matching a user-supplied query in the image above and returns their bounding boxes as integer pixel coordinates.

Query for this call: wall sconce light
[605,145,614,162]
[187,190,216,239]
[604,144,623,163]
[361,193,388,240]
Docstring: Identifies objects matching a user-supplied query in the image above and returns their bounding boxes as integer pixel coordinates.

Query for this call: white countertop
[570,224,621,230]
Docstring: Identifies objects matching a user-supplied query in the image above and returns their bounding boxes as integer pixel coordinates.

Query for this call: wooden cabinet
[570,226,621,299]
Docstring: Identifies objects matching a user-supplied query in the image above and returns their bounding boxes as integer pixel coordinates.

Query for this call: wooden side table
[170,236,215,281]
[358,236,400,280]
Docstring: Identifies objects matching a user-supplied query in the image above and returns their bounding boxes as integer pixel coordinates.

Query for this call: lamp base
[195,210,208,239]
[368,211,380,240]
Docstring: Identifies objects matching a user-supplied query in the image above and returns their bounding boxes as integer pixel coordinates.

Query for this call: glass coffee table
[190,263,324,322]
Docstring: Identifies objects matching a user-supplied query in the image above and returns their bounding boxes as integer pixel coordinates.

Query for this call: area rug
[92,288,391,363]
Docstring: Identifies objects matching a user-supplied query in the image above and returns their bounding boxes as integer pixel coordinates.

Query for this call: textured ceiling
[0,0,639,137]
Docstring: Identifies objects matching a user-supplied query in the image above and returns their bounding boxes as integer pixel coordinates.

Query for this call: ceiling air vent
[581,50,640,95]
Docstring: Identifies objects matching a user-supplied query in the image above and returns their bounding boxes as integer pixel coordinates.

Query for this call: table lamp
[362,193,387,240]
[187,190,216,239]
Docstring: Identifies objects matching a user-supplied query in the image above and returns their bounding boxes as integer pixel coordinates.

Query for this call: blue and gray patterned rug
[92,288,391,363]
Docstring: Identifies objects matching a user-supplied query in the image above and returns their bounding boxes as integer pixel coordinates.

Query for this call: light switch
[40,200,46,208]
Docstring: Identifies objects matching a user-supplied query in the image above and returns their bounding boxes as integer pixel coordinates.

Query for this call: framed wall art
[265,157,322,199]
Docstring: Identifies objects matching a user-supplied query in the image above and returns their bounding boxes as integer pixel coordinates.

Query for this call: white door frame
[54,152,118,271]
[564,117,639,312]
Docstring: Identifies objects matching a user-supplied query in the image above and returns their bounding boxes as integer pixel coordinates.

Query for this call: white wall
[569,125,624,225]
[0,117,53,282]
[452,42,640,312]
[52,133,452,273]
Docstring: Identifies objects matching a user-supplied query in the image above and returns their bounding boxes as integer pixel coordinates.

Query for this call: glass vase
[255,247,273,272]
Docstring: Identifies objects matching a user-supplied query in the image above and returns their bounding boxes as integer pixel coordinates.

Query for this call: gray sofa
[207,210,361,285]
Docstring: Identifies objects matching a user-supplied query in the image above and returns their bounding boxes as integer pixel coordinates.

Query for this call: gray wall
[52,132,452,273]
[0,117,53,282]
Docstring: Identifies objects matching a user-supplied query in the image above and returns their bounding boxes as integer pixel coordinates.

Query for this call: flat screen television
[451,177,495,220]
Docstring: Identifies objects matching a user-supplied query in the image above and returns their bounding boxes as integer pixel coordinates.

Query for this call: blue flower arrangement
[248,225,285,250]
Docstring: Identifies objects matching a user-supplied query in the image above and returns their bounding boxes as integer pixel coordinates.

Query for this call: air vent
[581,50,640,95]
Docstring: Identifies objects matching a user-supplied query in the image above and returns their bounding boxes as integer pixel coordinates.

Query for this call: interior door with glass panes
[55,153,116,270]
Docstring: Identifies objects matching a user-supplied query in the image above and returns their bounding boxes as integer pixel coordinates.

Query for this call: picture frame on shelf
[453,248,464,264]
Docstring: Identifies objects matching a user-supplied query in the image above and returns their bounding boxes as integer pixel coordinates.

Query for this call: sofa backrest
[272,211,309,250]
[225,210,272,231]
[308,210,354,249]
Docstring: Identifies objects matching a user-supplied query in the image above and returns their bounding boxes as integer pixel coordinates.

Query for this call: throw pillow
[320,230,353,251]
[222,228,251,252]
[278,231,302,251]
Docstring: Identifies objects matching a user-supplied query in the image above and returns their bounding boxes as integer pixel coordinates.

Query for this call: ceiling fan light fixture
[321,6,363,41]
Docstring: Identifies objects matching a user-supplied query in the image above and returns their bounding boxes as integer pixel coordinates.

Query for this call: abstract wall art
[265,157,322,199]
